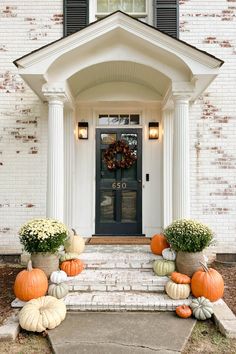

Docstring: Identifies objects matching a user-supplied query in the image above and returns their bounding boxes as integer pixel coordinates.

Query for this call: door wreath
[103,140,137,171]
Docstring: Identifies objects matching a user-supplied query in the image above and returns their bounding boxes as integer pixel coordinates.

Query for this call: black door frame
[95,128,142,235]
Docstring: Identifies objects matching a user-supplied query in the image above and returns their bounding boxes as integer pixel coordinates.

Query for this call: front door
[95,129,142,235]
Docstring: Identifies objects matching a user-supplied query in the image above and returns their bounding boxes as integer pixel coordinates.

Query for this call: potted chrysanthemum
[163,219,214,277]
[19,218,69,277]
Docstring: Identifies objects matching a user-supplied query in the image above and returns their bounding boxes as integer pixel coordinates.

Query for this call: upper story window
[96,0,146,17]
[64,0,178,38]
[91,0,150,23]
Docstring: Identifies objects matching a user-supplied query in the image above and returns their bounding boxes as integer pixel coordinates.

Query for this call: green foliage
[163,219,213,252]
[19,219,69,253]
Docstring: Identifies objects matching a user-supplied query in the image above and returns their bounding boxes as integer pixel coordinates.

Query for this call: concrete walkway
[48,312,196,354]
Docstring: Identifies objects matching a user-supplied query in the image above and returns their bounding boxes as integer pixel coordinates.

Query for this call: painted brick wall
[0,1,235,254]
[180,0,236,252]
[0,1,63,253]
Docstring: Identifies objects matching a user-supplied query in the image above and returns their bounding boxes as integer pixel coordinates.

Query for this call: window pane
[134,0,146,12]
[101,133,116,144]
[97,0,109,12]
[100,191,115,222]
[120,115,129,125]
[121,191,137,222]
[109,0,121,12]
[109,115,119,125]
[122,0,133,12]
[130,114,140,125]
[99,115,109,125]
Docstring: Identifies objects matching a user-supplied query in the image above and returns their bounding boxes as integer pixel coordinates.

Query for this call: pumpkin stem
[71,228,76,236]
[200,261,209,273]
[27,260,33,272]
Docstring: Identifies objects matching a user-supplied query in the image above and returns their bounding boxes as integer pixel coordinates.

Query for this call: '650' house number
[112,182,127,189]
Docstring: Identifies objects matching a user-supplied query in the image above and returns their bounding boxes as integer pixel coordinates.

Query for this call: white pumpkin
[190,296,214,320]
[165,280,190,300]
[48,283,69,299]
[60,253,80,262]
[162,248,176,261]
[50,270,67,284]
[65,229,85,254]
[19,296,66,332]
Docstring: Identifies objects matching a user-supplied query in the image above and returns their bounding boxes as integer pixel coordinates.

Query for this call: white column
[163,109,173,227]
[46,96,64,221]
[173,96,190,220]
[64,109,75,228]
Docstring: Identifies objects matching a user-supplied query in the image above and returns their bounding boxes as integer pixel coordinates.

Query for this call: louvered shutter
[64,0,89,36]
[155,0,179,38]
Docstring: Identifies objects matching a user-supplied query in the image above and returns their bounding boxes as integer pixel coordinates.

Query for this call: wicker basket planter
[31,253,59,277]
[176,251,205,277]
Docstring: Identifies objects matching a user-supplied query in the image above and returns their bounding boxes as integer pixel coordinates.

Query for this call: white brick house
[0,0,235,254]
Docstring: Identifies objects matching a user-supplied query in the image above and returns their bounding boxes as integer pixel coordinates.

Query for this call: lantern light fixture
[149,122,159,140]
[78,122,88,139]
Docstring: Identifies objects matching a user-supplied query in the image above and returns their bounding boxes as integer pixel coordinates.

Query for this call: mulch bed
[211,262,236,315]
[0,264,23,324]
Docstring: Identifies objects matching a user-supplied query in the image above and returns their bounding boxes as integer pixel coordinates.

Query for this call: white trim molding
[162,108,173,227]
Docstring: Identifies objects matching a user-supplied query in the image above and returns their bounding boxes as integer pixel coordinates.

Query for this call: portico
[14,11,223,237]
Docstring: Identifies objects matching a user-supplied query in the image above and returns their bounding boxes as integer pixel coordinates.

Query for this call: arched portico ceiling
[68,61,169,99]
[14,11,223,103]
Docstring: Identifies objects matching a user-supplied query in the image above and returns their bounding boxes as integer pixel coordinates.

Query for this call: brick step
[65,269,169,292]
[79,245,161,269]
[12,292,192,312]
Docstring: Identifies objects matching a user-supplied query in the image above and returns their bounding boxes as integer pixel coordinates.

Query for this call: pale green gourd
[165,280,191,300]
[190,296,214,320]
[153,259,175,276]
[60,253,80,262]
[48,283,69,299]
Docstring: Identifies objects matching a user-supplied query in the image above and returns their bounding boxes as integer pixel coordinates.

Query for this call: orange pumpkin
[176,305,192,319]
[60,259,84,276]
[171,272,191,284]
[191,262,224,302]
[150,234,169,255]
[14,260,48,301]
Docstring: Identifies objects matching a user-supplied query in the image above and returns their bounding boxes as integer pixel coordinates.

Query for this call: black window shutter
[64,0,89,36]
[154,0,179,38]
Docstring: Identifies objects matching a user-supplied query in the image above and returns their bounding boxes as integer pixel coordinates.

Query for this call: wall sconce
[149,122,159,140]
[78,122,88,139]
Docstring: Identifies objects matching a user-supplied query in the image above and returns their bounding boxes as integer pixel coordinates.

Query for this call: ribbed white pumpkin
[48,283,69,299]
[190,296,214,320]
[153,259,175,276]
[162,248,176,261]
[60,253,80,262]
[19,296,66,332]
[165,280,191,300]
[50,270,67,284]
[65,229,85,255]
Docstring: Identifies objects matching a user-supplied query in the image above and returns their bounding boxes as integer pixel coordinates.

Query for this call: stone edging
[213,299,236,338]
[0,310,20,342]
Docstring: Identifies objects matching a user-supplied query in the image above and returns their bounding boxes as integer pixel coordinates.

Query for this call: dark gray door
[95,129,142,235]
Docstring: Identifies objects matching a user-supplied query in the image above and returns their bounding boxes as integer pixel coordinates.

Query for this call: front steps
[12,245,192,311]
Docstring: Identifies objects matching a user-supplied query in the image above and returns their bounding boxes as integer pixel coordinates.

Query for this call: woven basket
[31,253,59,277]
[176,251,206,277]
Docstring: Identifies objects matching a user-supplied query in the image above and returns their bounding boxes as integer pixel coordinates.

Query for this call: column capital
[171,81,194,102]
[42,83,67,103]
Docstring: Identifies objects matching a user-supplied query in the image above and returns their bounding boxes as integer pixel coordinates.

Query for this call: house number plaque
[112,182,127,190]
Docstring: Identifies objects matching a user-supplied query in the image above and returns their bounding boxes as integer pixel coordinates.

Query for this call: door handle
[138,179,142,183]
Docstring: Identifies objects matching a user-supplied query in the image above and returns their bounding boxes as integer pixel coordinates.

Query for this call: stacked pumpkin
[49,270,69,299]
[59,229,85,277]
[150,233,225,320]
[14,261,67,332]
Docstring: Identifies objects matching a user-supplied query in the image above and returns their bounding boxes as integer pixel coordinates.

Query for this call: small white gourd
[162,248,176,261]
[48,283,69,299]
[50,270,67,284]
[165,280,190,300]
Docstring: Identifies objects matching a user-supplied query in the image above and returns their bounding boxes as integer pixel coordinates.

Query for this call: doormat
[86,237,151,245]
